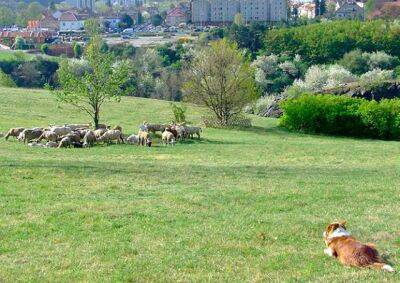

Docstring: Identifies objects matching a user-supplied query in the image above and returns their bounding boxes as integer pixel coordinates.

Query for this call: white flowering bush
[326,65,357,88]
[367,51,398,70]
[359,69,394,90]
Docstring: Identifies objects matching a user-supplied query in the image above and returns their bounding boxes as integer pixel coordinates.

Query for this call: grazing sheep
[162,130,176,145]
[126,134,139,145]
[83,130,96,148]
[165,126,178,139]
[64,132,81,143]
[37,130,58,143]
[5,127,25,140]
[174,124,188,140]
[65,124,90,131]
[186,126,202,139]
[94,128,107,139]
[147,124,167,133]
[97,130,124,144]
[45,141,58,148]
[50,126,72,137]
[19,128,44,143]
[58,137,72,148]
[138,130,150,146]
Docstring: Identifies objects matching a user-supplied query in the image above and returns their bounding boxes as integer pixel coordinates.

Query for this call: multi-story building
[66,0,94,11]
[191,0,287,25]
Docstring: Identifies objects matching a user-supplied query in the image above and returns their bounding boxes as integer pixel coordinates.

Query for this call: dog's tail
[371,263,395,272]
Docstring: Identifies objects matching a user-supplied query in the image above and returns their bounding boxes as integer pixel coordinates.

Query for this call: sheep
[45,141,58,148]
[165,126,178,139]
[147,124,167,134]
[83,130,96,148]
[28,141,46,148]
[186,126,202,139]
[126,134,139,145]
[76,128,89,139]
[162,130,176,145]
[37,130,58,143]
[58,137,72,148]
[63,132,81,143]
[138,130,149,146]
[65,124,90,131]
[94,128,107,139]
[72,141,83,148]
[97,130,124,144]
[4,127,25,141]
[50,126,72,137]
[174,124,188,140]
[18,128,44,143]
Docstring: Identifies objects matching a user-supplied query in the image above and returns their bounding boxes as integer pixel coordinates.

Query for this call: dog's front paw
[324,248,334,257]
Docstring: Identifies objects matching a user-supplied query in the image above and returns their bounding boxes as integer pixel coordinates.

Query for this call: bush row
[280,94,400,140]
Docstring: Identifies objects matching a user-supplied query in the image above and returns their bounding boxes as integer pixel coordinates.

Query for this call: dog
[323,221,395,272]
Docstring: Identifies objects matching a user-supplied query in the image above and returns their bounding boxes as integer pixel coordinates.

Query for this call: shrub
[359,69,394,91]
[170,103,186,123]
[280,94,400,140]
[40,43,49,55]
[0,69,16,87]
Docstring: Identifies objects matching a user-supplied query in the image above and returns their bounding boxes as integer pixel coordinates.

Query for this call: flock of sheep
[2,122,202,148]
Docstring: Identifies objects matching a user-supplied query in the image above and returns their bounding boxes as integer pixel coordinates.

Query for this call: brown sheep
[5,127,25,141]
[63,132,81,143]
[37,130,58,143]
[58,137,72,148]
[94,128,107,139]
[97,130,124,144]
[18,128,43,143]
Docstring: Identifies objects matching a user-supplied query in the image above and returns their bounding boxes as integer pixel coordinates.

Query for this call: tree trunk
[94,109,100,129]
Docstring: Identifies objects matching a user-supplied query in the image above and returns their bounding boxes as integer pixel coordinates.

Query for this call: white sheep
[19,128,43,143]
[58,137,72,148]
[97,130,124,144]
[83,130,96,148]
[126,134,139,145]
[50,126,72,137]
[162,130,176,145]
[5,127,25,140]
[37,130,58,142]
[45,141,58,148]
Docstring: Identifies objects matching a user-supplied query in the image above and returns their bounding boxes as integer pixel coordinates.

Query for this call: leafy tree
[14,36,26,50]
[84,18,102,35]
[119,14,133,29]
[151,14,163,26]
[183,40,257,126]
[73,42,83,58]
[55,36,130,129]
[0,6,16,26]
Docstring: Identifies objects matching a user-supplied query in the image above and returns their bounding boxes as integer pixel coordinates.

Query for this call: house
[59,11,88,32]
[335,1,364,19]
[103,16,122,29]
[297,2,316,18]
[27,9,59,31]
[166,7,190,26]
[0,30,54,48]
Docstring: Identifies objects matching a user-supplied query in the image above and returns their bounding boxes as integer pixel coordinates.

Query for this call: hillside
[0,88,399,281]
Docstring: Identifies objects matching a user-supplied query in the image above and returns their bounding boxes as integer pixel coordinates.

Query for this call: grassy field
[0,87,399,282]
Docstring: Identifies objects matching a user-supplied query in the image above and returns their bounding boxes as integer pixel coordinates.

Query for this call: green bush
[171,103,186,123]
[280,94,400,140]
[0,69,16,87]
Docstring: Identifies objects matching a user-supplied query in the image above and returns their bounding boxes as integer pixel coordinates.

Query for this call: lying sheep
[83,130,96,148]
[97,130,124,144]
[37,130,58,142]
[28,141,46,148]
[50,126,72,137]
[126,134,139,145]
[58,137,72,148]
[19,128,43,143]
[45,141,58,148]
[186,126,202,139]
[5,127,25,140]
[162,130,175,145]
[94,128,107,139]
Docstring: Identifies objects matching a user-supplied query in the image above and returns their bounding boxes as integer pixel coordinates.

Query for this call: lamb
[4,127,25,140]
[94,128,107,139]
[50,126,72,137]
[83,130,96,148]
[18,128,44,143]
[58,137,72,148]
[45,141,58,148]
[186,126,202,139]
[126,134,139,145]
[162,130,176,145]
[37,130,58,143]
[97,130,124,144]
[138,130,149,146]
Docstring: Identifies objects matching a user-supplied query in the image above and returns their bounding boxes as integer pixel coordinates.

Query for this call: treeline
[265,20,400,65]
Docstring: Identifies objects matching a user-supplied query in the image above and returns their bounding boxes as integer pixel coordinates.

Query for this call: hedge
[280,94,400,140]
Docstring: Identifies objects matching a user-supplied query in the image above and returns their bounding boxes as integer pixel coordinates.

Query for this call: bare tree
[183,39,257,126]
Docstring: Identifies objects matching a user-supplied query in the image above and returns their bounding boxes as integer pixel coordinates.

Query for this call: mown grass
[0,87,399,282]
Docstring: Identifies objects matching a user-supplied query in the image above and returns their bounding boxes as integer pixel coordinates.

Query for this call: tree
[55,36,130,129]
[119,14,133,29]
[0,6,16,26]
[84,18,102,36]
[73,42,83,58]
[14,36,26,50]
[151,14,163,26]
[183,40,257,126]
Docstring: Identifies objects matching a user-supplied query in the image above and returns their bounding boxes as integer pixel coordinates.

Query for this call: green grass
[0,87,399,282]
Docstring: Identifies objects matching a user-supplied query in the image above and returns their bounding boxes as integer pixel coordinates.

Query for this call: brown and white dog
[323,221,395,272]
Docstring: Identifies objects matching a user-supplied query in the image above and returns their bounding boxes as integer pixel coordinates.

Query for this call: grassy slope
[0,88,399,282]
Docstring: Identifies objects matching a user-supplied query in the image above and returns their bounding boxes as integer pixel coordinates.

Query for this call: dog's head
[323,221,347,244]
